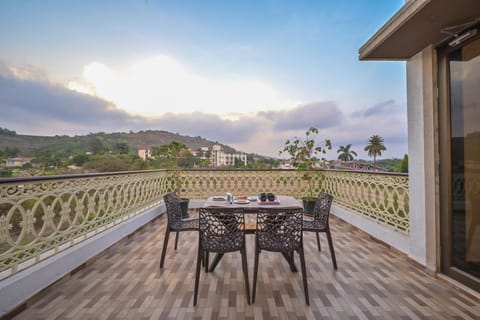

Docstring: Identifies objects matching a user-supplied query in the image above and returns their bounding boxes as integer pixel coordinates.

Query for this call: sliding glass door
[440,35,480,291]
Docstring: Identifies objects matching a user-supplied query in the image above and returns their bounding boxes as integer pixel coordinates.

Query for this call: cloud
[264,101,343,131]
[147,112,262,144]
[67,55,301,118]
[352,99,402,117]
[0,72,141,135]
[0,63,408,159]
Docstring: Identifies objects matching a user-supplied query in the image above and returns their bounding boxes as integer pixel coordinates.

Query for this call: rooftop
[10,212,479,319]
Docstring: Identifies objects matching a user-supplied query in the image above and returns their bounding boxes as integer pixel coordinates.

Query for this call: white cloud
[1,61,408,159]
[67,55,301,118]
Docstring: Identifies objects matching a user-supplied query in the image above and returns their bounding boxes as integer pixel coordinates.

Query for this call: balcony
[1,170,479,318]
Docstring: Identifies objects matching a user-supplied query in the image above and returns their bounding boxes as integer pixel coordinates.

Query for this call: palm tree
[364,135,386,169]
[337,144,357,161]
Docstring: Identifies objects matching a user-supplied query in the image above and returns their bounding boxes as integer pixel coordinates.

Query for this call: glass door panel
[449,37,480,279]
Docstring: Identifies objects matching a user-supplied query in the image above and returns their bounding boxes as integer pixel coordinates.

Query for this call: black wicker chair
[194,207,250,306]
[303,192,337,270]
[252,207,309,305]
[159,192,199,268]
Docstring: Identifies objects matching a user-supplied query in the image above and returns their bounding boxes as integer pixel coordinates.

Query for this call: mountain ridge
[0,129,239,155]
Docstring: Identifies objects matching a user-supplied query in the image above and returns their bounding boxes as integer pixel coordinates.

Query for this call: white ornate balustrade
[0,171,169,280]
[0,169,408,280]
[179,169,409,233]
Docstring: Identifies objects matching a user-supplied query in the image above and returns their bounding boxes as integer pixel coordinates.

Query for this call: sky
[0,0,407,160]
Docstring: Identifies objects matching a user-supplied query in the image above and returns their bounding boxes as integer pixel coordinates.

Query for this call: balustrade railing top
[0,169,408,280]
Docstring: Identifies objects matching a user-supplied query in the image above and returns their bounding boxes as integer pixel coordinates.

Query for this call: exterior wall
[332,205,409,254]
[406,46,438,271]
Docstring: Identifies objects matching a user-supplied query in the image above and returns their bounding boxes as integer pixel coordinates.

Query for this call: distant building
[200,147,209,159]
[138,148,152,161]
[189,148,198,157]
[210,144,247,167]
[326,160,379,171]
[278,159,293,169]
[6,157,34,167]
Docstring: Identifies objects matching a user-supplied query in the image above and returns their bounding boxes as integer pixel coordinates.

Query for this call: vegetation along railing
[0,169,408,280]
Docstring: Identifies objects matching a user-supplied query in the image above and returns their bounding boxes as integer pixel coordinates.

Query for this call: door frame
[437,29,480,292]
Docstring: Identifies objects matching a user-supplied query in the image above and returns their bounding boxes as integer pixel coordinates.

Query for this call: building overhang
[359,0,480,60]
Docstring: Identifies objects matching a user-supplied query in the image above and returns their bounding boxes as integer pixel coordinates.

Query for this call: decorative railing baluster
[0,169,408,280]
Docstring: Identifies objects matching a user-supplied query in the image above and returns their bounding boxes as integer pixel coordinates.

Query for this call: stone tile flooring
[11,213,480,319]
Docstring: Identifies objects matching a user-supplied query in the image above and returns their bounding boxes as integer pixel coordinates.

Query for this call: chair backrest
[198,207,245,253]
[256,207,303,252]
[312,192,334,229]
[163,192,183,228]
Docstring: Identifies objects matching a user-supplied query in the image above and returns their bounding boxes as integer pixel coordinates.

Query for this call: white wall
[406,46,438,271]
[332,205,409,253]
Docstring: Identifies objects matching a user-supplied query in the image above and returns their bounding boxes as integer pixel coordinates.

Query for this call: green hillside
[0,129,236,156]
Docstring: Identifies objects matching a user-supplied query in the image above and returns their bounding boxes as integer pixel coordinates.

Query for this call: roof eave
[359,0,431,61]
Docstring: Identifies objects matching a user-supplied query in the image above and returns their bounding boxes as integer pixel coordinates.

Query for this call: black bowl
[259,192,267,201]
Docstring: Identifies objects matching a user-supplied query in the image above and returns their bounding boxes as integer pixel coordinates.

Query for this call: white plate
[234,199,250,204]
[212,196,226,201]
[247,196,258,201]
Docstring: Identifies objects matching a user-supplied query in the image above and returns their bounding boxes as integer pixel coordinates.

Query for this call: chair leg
[316,232,321,251]
[252,244,261,303]
[193,245,203,306]
[241,246,251,304]
[298,246,309,305]
[208,253,224,272]
[174,231,180,250]
[159,228,171,268]
[205,251,210,273]
[326,228,338,270]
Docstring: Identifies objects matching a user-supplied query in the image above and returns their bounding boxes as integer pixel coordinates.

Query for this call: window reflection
[450,38,480,277]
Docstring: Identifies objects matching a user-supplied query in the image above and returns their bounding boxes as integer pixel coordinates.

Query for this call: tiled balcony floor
[11,212,480,319]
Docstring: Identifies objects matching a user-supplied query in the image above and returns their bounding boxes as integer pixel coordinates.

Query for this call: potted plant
[279,127,331,215]
[155,141,190,218]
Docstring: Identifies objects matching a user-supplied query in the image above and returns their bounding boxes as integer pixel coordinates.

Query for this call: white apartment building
[210,144,247,167]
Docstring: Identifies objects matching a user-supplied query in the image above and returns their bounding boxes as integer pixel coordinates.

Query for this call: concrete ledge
[331,204,409,255]
[0,203,165,317]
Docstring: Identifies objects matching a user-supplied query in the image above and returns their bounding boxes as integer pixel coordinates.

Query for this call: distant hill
[0,129,238,156]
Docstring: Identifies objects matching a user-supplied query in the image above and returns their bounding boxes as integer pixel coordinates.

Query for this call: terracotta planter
[302,198,316,217]
[179,198,190,218]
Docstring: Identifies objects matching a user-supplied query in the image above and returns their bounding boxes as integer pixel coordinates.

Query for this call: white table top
[204,195,302,209]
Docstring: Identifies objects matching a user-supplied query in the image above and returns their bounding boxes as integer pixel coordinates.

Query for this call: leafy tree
[34,150,66,169]
[4,147,20,157]
[364,134,387,168]
[89,137,106,155]
[399,154,408,173]
[153,141,190,195]
[0,167,12,177]
[130,158,149,170]
[114,142,130,155]
[0,128,16,136]
[198,159,211,168]
[280,127,331,199]
[152,141,190,169]
[84,154,129,172]
[280,127,331,170]
[337,144,357,161]
[71,153,90,166]
[22,162,33,169]
[246,156,280,169]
